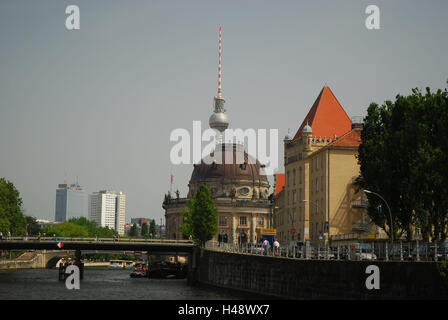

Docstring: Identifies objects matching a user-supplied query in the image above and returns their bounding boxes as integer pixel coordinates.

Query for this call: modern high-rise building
[88,190,126,235]
[55,183,87,222]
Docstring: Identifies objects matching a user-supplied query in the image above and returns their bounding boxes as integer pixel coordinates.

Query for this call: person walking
[7,231,11,240]
[0,231,3,241]
[274,239,280,256]
[262,238,268,255]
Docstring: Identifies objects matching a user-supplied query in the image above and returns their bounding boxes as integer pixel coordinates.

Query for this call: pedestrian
[262,238,268,255]
[0,231,3,241]
[38,232,41,241]
[8,231,11,240]
[274,239,280,256]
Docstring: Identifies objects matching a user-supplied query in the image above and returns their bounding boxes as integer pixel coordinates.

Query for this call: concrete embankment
[195,249,448,300]
[0,252,44,270]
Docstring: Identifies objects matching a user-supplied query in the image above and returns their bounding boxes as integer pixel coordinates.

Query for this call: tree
[149,219,157,238]
[41,217,117,238]
[25,216,41,235]
[358,84,448,241]
[181,184,218,246]
[0,178,27,235]
[129,223,138,237]
[141,222,149,238]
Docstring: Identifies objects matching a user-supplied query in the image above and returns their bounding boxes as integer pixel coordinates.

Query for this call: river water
[0,267,258,300]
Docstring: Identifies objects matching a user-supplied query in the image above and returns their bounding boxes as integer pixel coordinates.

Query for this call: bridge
[0,237,198,282]
[0,237,194,254]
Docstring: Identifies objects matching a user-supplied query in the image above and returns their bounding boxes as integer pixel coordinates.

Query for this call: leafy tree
[42,221,89,237]
[41,217,117,238]
[358,84,448,241]
[25,216,41,235]
[0,178,26,235]
[129,223,138,237]
[141,222,149,237]
[181,184,217,246]
[149,219,157,238]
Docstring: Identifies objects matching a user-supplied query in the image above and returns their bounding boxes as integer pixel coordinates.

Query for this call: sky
[0,0,447,223]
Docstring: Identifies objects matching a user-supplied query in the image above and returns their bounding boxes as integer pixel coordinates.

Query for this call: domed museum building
[162,27,273,244]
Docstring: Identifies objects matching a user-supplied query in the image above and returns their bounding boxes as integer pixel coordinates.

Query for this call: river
[0,267,258,300]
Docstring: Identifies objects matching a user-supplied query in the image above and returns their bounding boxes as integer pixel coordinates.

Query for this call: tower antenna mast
[209,25,229,136]
[217,25,222,98]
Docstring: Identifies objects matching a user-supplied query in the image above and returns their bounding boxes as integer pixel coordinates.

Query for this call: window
[258,217,264,227]
[219,216,227,226]
[293,169,296,185]
[293,190,297,204]
[299,167,302,184]
[240,216,247,226]
[287,171,290,186]
[316,157,319,170]
[316,178,319,192]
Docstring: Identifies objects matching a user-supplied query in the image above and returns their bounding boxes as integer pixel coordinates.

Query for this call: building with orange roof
[273,173,285,195]
[273,86,384,246]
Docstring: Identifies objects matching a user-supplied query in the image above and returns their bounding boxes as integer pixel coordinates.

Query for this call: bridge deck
[0,239,195,253]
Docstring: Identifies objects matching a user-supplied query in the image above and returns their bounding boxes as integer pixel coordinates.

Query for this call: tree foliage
[129,223,138,237]
[42,216,117,237]
[0,178,27,235]
[180,184,218,246]
[149,219,157,238]
[358,85,448,241]
[141,222,149,237]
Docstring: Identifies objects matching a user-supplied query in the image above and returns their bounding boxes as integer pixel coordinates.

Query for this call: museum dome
[189,143,270,199]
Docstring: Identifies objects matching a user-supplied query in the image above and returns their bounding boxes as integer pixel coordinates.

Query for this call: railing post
[400,241,403,261]
[337,245,340,260]
[293,246,296,259]
[416,240,420,261]
[385,242,389,261]
[435,241,438,262]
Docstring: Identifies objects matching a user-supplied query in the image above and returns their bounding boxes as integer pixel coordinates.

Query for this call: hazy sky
[1,0,447,223]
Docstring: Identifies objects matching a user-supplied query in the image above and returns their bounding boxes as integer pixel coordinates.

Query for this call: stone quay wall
[195,249,448,299]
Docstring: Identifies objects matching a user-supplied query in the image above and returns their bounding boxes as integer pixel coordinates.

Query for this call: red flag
[170,174,173,184]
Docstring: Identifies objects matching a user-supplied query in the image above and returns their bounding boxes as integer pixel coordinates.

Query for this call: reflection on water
[0,267,256,300]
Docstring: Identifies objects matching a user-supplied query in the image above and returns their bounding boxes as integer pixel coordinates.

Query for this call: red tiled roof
[274,173,285,195]
[327,128,361,147]
[293,86,352,140]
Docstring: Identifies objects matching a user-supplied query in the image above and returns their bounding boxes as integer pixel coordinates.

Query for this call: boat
[147,260,188,279]
[108,260,134,269]
[130,262,148,278]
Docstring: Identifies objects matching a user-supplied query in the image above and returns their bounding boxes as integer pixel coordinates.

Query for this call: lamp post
[302,199,328,246]
[363,189,393,245]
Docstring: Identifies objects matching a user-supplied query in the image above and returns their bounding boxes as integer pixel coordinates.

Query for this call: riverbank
[0,253,110,270]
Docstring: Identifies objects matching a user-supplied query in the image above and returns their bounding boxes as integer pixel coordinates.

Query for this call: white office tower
[115,192,126,236]
[88,190,126,235]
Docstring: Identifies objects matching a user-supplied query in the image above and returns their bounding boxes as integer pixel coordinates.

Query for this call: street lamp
[363,189,393,244]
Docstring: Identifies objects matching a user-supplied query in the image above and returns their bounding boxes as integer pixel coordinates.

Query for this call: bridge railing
[205,240,448,262]
[2,236,194,244]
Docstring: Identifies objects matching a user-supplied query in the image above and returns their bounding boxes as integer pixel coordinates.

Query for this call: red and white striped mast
[217,25,223,99]
[209,25,229,135]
